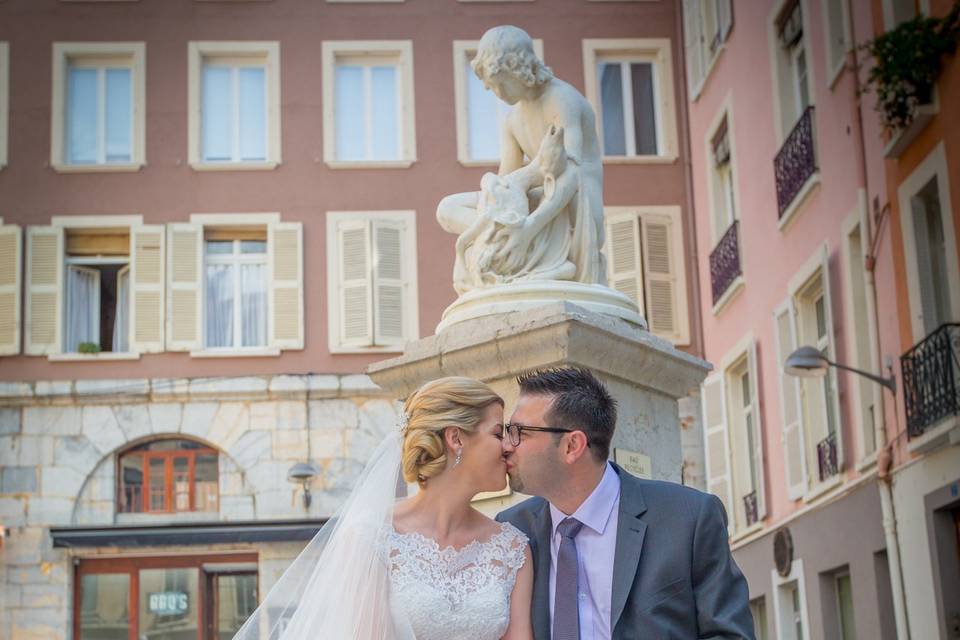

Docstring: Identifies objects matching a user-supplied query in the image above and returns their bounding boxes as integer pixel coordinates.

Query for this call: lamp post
[785,345,896,393]
[287,462,318,510]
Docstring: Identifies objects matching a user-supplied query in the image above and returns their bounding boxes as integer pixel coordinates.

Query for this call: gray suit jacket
[496,463,754,639]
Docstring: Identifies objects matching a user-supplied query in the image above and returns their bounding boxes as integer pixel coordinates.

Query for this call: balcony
[816,432,838,482]
[901,323,960,439]
[709,220,742,306]
[774,106,818,219]
[743,491,759,527]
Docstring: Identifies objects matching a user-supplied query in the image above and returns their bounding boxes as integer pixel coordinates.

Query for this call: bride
[232,377,534,639]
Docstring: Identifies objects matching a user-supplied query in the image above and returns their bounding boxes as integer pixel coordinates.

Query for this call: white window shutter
[820,248,843,471]
[603,211,646,317]
[0,224,22,355]
[702,372,734,535]
[268,222,304,350]
[641,213,689,344]
[373,219,406,347]
[747,340,766,520]
[338,219,373,348]
[25,226,63,355]
[130,225,165,353]
[774,298,808,499]
[166,223,202,351]
[683,0,705,97]
[719,0,734,42]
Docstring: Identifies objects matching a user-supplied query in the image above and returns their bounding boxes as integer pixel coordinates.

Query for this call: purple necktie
[553,517,584,640]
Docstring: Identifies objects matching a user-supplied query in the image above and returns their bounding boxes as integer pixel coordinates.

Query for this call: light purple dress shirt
[548,462,622,640]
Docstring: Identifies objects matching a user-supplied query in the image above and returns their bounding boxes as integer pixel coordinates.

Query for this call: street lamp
[784,345,896,393]
[287,462,319,510]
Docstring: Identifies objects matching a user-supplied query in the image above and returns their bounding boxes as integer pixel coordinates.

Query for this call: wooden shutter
[338,219,373,348]
[774,298,807,499]
[718,0,734,42]
[641,213,689,344]
[268,222,304,350]
[166,223,202,351]
[373,219,405,347]
[702,372,734,534]
[130,225,164,353]
[683,0,704,97]
[25,226,63,355]
[0,223,22,355]
[747,340,766,520]
[819,249,843,472]
[604,211,645,317]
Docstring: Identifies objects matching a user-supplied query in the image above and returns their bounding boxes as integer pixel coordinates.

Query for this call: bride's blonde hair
[401,377,503,486]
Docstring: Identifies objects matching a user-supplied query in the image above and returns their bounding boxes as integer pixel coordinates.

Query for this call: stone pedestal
[368,302,710,504]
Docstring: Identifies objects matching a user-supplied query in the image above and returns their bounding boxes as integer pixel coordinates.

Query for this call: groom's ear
[562,429,591,463]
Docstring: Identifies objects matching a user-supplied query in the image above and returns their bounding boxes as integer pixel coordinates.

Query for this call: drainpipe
[846,1,910,637]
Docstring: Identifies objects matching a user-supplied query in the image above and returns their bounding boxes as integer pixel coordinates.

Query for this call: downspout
[845,1,910,637]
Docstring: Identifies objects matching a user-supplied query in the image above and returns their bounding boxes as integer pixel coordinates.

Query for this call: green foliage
[860,2,960,132]
[77,342,101,354]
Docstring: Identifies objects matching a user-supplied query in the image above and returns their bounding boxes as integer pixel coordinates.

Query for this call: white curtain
[206,264,234,347]
[112,268,130,352]
[241,263,267,347]
[66,266,98,352]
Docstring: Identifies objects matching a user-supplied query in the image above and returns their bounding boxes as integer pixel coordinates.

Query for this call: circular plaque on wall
[773,527,794,577]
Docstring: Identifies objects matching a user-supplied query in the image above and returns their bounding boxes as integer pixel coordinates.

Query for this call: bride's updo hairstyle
[401,377,503,486]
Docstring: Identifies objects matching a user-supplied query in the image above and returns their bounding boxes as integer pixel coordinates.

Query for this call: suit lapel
[531,501,554,640]
[610,465,648,632]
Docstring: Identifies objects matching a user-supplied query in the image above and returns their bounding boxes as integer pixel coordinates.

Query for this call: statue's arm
[498,117,525,175]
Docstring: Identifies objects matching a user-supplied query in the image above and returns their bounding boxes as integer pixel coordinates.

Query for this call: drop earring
[454,447,463,467]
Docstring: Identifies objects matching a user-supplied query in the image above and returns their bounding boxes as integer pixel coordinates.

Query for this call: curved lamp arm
[827,359,897,394]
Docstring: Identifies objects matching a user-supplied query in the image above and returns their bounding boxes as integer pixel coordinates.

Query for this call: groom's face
[502,393,563,496]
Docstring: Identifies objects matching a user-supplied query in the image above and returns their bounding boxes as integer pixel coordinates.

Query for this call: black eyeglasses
[502,422,587,447]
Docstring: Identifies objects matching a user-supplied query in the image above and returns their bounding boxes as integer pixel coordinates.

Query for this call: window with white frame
[583,39,678,162]
[326,211,418,352]
[0,42,8,170]
[709,115,737,243]
[772,560,810,640]
[0,217,22,356]
[772,0,813,136]
[452,40,543,165]
[682,0,733,99]
[603,206,690,345]
[751,597,769,640]
[188,42,281,169]
[322,41,416,167]
[51,42,145,171]
[843,216,877,460]
[166,214,303,355]
[822,0,851,83]
[24,216,164,358]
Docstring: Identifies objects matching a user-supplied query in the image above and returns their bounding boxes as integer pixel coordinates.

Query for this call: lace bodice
[381,521,528,640]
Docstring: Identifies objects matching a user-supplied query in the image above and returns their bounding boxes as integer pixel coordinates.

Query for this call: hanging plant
[859,2,960,132]
[78,342,101,354]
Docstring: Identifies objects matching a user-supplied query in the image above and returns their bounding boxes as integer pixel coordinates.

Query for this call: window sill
[777,172,820,233]
[729,521,764,544]
[48,352,141,362]
[855,450,879,473]
[906,414,960,455]
[711,275,745,316]
[458,158,499,168]
[883,104,938,159]
[51,162,144,174]
[324,159,416,170]
[329,344,405,355]
[190,161,280,172]
[116,511,219,525]
[190,347,281,358]
[802,472,843,503]
[602,154,677,165]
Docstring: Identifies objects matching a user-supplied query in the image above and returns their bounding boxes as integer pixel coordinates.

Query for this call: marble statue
[437,25,608,294]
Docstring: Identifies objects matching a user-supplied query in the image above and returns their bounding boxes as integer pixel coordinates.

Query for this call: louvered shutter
[604,211,645,316]
[373,219,405,347]
[268,222,304,350]
[25,226,63,355]
[683,0,704,97]
[641,213,688,343]
[718,0,734,42]
[166,223,202,351]
[130,225,164,353]
[702,372,734,535]
[819,249,843,471]
[774,298,808,499]
[338,219,373,348]
[747,340,766,519]
[0,223,21,355]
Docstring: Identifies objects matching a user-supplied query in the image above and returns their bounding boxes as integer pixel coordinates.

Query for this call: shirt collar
[549,462,621,537]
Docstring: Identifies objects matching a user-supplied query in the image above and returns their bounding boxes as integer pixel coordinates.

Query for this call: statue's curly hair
[471,27,554,88]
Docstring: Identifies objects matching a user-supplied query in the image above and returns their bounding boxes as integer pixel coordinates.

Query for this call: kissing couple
[233,368,755,639]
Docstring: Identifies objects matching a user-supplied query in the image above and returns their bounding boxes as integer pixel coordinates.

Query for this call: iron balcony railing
[709,220,742,306]
[743,491,759,527]
[901,323,960,438]
[816,432,838,482]
[774,106,818,218]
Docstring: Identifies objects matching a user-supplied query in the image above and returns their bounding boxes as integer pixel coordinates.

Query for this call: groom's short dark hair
[517,367,616,462]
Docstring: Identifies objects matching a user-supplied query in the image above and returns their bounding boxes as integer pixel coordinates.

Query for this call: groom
[496,368,754,639]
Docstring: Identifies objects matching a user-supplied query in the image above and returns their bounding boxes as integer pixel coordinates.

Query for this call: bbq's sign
[148,591,189,616]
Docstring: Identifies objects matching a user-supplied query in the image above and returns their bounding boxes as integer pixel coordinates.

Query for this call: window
[772,560,810,640]
[583,39,679,162]
[51,42,145,172]
[822,0,851,85]
[0,42,8,170]
[166,214,303,355]
[835,571,857,639]
[771,0,814,139]
[750,596,769,640]
[326,211,418,352]
[883,0,920,30]
[709,114,737,242]
[118,438,218,513]
[25,216,164,358]
[188,41,281,170]
[682,0,734,99]
[0,217,21,356]
[322,41,416,168]
[702,336,766,535]
[452,39,543,166]
[603,206,690,345]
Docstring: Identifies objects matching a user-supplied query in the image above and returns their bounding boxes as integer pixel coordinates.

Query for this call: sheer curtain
[112,268,130,352]
[66,266,98,351]
[240,263,267,347]
[206,264,234,347]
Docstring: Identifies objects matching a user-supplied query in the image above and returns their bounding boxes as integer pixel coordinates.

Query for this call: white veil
[232,431,415,639]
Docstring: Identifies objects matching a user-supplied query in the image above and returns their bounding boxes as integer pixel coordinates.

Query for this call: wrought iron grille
[743,491,759,527]
[709,220,741,305]
[901,323,960,438]
[816,432,838,482]
[774,106,817,218]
